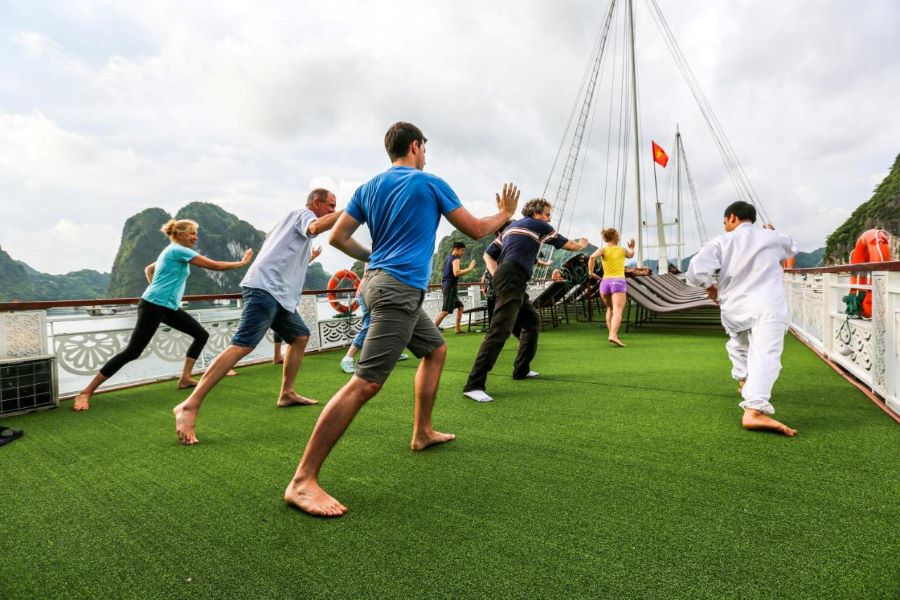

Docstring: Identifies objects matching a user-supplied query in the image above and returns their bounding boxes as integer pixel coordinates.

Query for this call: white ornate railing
[785,266,899,416]
[0,285,494,398]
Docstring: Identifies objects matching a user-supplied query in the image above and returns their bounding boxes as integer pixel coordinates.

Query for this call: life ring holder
[849,229,891,318]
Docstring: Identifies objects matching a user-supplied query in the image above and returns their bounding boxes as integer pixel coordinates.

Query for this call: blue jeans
[351,294,369,349]
[231,287,310,348]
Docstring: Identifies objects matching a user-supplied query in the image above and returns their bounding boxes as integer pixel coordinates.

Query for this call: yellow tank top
[600,246,626,278]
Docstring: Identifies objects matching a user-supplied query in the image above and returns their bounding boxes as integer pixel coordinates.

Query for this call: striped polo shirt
[485,217,569,277]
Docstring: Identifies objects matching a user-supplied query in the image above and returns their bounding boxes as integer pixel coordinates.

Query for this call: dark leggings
[100,299,209,377]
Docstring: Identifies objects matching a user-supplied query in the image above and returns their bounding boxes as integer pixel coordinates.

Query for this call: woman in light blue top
[73,219,253,411]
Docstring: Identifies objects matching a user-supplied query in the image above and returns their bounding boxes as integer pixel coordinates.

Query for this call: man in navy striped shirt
[463,198,589,402]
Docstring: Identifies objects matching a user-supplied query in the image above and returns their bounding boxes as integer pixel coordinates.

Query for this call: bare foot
[226,369,238,377]
[177,377,199,390]
[455,329,463,335]
[72,393,90,411]
[173,402,200,445]
[608,337,626,347]
[741,409,796,437]
[272,357,284,365]
[277,392,319,407]
[284,479,347,517]
[411,430,456,451]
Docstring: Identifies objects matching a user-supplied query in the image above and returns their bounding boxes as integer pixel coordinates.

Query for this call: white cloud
[0,0,898,278]
[0,219,119,274]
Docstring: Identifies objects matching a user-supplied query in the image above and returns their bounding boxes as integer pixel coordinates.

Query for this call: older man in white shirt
[687,201,799,436]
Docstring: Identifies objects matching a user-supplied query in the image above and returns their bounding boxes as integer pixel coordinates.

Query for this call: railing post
[822,272,836,355]
[880,271,899,414]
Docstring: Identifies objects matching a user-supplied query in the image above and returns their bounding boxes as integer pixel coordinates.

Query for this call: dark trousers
[100,299,209,377]
[464,262,540,392]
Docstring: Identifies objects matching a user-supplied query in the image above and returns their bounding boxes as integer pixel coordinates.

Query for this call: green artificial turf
[1,323,897,599]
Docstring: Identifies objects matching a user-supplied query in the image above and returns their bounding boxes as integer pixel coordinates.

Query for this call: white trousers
[725,321,788,415]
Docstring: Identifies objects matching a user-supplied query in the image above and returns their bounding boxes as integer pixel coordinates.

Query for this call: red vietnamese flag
[652,141,669,168]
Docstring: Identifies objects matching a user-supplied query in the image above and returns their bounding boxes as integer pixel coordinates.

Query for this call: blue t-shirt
[142,243,199,310]
[346,166,462,290]
[486,217,568,277]
[441,253,459,287]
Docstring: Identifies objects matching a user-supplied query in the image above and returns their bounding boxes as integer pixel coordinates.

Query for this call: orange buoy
[849,229,891,317]
[327,270,361,314]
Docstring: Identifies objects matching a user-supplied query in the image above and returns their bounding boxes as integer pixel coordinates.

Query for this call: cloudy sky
[1,0,898,276]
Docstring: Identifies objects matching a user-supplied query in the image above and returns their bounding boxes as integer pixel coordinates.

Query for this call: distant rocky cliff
[107,202,331,298]
[825,153,900,264]
[0,245,110,302]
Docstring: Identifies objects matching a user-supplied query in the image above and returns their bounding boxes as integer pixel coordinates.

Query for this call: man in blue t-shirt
[285,121,520,517]
[434,241,476,333]
[463,198,589,403]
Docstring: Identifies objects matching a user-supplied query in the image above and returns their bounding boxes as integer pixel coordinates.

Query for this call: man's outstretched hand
[496,183,520,218]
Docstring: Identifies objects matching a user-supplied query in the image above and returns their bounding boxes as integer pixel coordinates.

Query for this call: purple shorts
[600,278,627,295]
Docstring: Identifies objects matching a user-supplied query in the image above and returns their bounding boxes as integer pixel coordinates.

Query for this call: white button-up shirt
[686,222,799,334]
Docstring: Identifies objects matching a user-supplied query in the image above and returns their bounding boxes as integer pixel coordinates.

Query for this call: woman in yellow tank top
[588,228,635,347]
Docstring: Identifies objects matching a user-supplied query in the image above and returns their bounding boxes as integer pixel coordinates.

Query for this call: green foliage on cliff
[26,269,111,301]
[825,153,900,264]
[795,248,825,268]
[0,246,35,301]
[305,262,331,291]
[107,203,331,299]
[0,246,110,302]
[175,202,267,296]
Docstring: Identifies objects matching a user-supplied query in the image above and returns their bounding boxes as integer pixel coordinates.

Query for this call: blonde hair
[601,228,620,243]
[161,219,198,242]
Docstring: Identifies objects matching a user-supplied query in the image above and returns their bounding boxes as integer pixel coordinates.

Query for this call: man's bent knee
[229,344,255,357]
[426,343,448,361]
[350,375,382,399]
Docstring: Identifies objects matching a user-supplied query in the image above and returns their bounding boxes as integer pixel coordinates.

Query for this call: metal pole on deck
[676,126,683,270]
[627,0,643,266]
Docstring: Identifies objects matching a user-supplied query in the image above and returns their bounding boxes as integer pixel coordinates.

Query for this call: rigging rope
[679,135,710,245]
[537,0,619,279]
[644,0,770,224]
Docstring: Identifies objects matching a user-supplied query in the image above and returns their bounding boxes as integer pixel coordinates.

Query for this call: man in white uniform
[687,201,799,436]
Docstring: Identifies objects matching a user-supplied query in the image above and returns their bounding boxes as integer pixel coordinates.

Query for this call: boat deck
[1,322,897,598]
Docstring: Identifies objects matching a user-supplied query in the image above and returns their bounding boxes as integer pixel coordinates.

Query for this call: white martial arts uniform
[686,222,799,415]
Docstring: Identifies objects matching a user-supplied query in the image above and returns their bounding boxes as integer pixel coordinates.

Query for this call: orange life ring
[849,229,891,318]
[327,270,361,314]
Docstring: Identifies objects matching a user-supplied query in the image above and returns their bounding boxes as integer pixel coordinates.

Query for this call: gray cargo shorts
[355,269,446,385]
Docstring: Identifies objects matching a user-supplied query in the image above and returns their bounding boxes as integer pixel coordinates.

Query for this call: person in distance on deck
[434,242,476,334]
[588,228,635,347]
